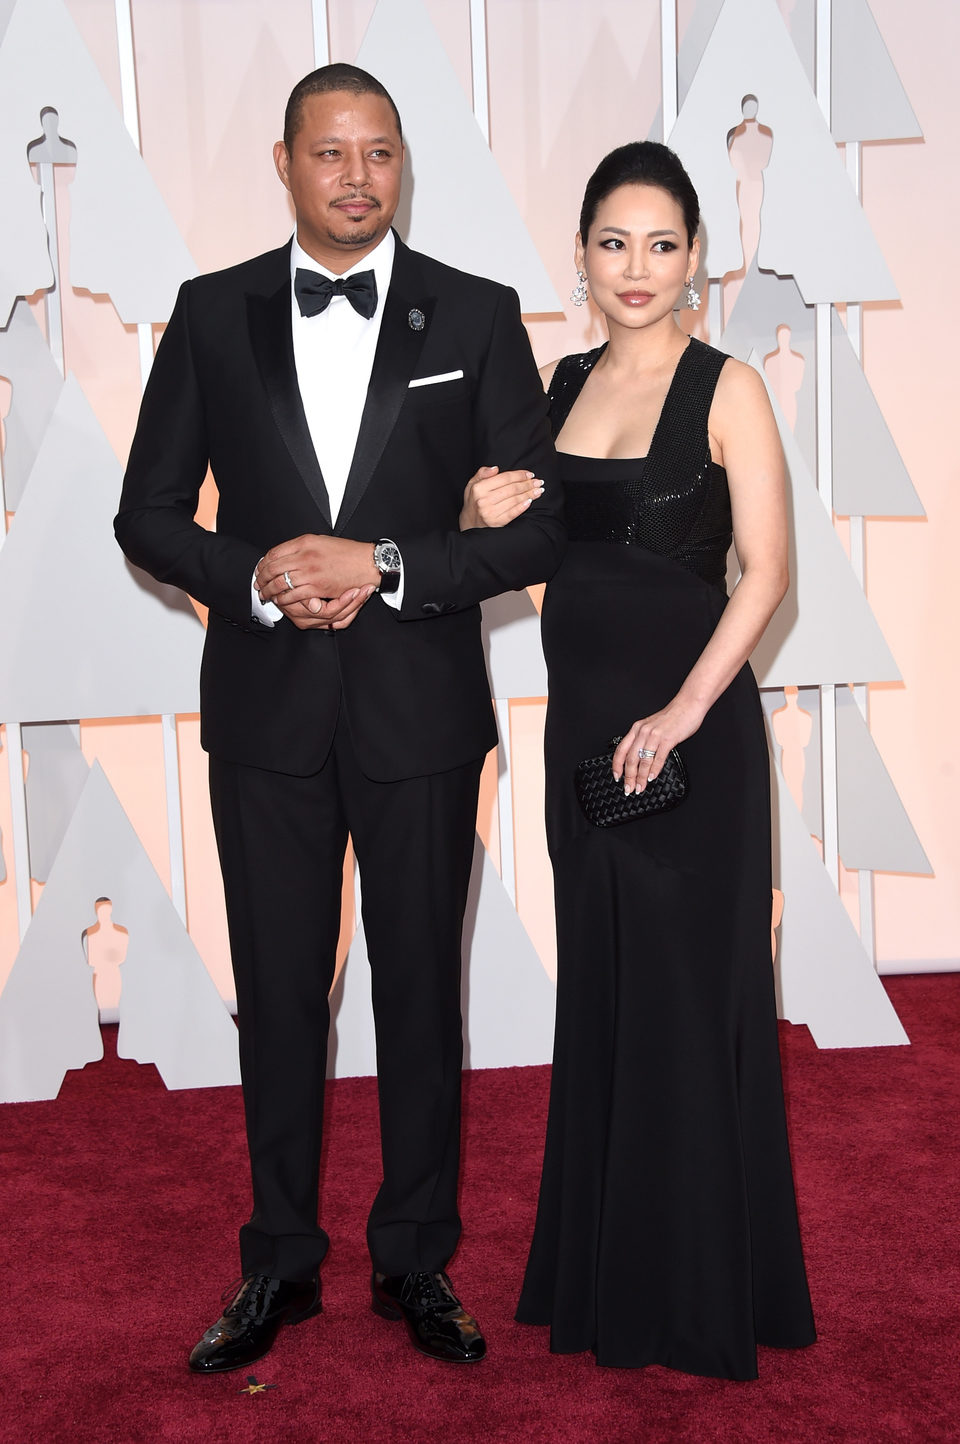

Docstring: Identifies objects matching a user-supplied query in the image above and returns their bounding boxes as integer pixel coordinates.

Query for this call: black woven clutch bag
[575,736,688,827]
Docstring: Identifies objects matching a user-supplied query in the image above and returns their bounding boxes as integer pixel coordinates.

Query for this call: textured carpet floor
[1,974,957,1443]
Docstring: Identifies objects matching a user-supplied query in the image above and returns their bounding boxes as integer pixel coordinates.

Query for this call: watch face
[376,542,401,573]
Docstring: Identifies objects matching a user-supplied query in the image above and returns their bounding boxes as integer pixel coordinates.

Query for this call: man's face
[273,90,404,271]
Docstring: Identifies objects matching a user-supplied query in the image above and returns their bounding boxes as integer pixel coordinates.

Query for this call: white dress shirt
[252,228,401,625]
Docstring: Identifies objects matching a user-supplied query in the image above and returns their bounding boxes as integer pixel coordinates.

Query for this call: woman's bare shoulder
[711,355,775,431]
[713,355,771,409]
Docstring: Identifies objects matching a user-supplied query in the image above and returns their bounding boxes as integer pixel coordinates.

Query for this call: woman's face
[576,183,699,331]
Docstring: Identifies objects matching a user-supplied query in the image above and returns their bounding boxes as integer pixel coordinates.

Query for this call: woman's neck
[599,314,691,378]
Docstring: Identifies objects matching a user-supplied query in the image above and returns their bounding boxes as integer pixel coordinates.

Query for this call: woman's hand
[459,465,544,531]
[613,696,706,796]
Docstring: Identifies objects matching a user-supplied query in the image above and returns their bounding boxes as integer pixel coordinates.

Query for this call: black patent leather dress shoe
[371,1270,486,1363]
[188,1273,321,1374]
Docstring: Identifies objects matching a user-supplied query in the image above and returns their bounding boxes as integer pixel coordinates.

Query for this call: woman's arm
[458,466,545,529]
[457,359,559,530]
[615,360,788,793]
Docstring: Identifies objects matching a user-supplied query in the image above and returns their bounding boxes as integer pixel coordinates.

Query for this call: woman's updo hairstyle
[579,141,700,246]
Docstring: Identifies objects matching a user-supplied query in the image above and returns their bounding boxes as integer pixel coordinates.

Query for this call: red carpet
[2,974,958,1443]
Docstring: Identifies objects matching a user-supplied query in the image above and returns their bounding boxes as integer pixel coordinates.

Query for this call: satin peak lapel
[247,280,333,527]
[335,273,433,536]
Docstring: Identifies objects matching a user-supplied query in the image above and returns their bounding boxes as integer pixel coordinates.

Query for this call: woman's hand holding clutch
[613,695,707,797]
[459,465,544,530]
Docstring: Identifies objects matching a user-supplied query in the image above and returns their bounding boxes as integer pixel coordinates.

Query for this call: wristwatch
[373,538,402,595]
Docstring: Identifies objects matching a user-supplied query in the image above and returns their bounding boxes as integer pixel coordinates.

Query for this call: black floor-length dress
[516,338,815,1380]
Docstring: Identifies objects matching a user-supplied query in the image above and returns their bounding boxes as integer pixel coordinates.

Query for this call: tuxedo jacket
[115,235,564,780]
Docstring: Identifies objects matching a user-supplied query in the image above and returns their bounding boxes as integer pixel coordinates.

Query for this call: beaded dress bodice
[548,337,732,591]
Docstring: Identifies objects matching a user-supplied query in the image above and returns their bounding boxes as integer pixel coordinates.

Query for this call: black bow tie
[294,267,378,320]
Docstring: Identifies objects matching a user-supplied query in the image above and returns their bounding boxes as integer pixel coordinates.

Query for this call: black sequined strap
[643,338,728,500]
[546,346,606,439]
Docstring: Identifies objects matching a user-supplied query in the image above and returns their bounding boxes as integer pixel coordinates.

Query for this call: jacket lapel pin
[408,307,426,331]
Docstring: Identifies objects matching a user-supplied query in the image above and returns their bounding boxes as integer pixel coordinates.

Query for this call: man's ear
[273,140,291,192]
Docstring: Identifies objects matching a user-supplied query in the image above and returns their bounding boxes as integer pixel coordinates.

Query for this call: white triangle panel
[668,0,897,302]
[0,764,239,1102]
[355,0,560,313]
[0,0,195,326]
[0,374,204,720]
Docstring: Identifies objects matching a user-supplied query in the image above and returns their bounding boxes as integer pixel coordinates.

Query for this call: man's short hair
[283,64,403,153]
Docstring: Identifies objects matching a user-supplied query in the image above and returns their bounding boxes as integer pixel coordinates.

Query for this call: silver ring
[638,747,657,759]
[283,570,294,591]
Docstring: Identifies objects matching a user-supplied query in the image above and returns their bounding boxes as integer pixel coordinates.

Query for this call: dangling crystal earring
[685,276,701,311]
[570,271,588,308]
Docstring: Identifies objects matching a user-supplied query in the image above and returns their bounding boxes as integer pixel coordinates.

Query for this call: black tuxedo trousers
[116,235,563,1281]
[210,717,483,1280]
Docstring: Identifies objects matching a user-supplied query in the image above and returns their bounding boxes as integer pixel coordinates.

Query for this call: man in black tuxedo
[114,64,562,1372]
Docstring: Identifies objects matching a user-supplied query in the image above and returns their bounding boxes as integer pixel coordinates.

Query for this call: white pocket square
[408,370,464,389]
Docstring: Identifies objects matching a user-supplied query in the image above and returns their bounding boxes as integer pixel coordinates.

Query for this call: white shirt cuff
[251,567,284,627]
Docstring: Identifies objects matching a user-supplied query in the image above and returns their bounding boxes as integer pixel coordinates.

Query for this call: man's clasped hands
[254,463,543,629]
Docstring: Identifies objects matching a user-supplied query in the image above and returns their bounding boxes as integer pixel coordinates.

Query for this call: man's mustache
[330,193,381,209]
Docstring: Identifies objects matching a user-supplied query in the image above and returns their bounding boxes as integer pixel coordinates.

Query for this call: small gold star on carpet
[239,1375,276,1395]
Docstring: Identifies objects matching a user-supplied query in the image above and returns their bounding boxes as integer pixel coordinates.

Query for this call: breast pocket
[405,371,467,406]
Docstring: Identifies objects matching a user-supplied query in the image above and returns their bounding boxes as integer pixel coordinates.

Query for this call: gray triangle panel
[482,590,547,701]
[0,300,64,511]
[22,721,89,882]
[327,925,377,1081]
[461,837,555,1070]
[835,688,932,874]
[770,754,908,1047]
[831,0,922,142]
[831,312,924,517]
[747,359,900,687]
[764,686,930,874]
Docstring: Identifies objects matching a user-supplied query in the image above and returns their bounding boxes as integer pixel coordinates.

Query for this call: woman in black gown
[462,143,815,1380]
